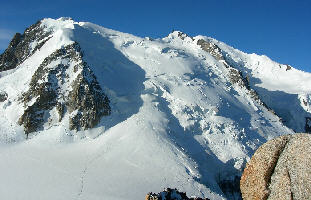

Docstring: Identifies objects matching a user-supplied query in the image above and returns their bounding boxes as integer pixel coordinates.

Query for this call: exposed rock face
[67,60,110,131]
[240,134,311,200]
[197,39,224,61]
[18,42,110,134]
[177,31,193,41]
[228,68,250,89]
[0,91,8,102]
[145,188,210,200]
[0,20,52,72]
[197,39,247,89]
[228,67,272,112]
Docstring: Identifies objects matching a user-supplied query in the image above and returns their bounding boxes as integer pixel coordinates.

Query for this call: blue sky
[1,0,310,72]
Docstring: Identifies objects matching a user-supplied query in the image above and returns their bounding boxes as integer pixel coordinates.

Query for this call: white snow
[0,17,309,199]
[203,36,311,133]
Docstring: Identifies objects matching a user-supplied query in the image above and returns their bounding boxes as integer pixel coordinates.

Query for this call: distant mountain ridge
[0,17,310,200]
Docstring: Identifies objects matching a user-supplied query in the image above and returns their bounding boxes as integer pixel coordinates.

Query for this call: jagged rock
[228,68,249,88]
[56,102,65,122]
[0,91,8,102]
[67,66,110,130]
[197,39,224,61]
[0,20,52,72]
[228,67,278,117]
[145,188,210,200]
[18,83,57,134]
[240,134,311,200]
[177,31,193,41]
[18,42,110,134]
[286,65,292,71]
[229,68,256,99]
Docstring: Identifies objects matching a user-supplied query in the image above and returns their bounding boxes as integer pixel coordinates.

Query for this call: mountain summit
[0,17,310,200]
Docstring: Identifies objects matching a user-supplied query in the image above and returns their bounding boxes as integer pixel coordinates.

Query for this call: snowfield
[0,17,310,200]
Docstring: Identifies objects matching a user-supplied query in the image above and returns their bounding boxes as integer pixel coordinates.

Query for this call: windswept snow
[206,36,311,133]
[0,17,309,200]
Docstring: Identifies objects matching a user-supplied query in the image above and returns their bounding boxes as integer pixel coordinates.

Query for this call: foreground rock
[145,188,210,200]
[240,133,311,200]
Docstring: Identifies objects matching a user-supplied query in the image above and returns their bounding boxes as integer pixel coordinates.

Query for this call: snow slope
[207,37,311,132]
[0,17,309,200]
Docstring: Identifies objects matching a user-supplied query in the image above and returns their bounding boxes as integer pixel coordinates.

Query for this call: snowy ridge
[206,36,311,132]
[0,17,309,200]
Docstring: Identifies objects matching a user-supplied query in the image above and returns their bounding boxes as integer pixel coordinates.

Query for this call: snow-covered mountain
[0,17,310,200]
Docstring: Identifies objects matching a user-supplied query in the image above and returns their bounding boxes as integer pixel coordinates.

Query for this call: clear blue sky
[1,0,310,72]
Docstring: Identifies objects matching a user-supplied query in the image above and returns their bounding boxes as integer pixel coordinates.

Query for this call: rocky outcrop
[197,39,224,61]
[240,134,311,200]
[197,39,246,87]
[228,67,273,112]
[228,68,250,89]
[197,39,252,95]
[18,42,110,134]
[67,61,110,131]
[0,91,7,102]
[177,31,193,41]
[145,188,210,200]
[0,20,52,72]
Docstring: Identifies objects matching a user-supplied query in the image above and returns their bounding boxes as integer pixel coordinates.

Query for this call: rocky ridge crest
[0,20,52,72]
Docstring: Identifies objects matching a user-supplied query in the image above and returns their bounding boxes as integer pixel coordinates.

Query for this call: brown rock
[240,134,311,200]
[197,39,224,61]
[145,193,159,200]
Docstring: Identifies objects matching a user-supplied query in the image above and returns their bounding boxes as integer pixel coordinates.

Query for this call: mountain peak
[166,30,194,41]
[17,42,110,135]
[57,17,74,21]
[0,18,310,200]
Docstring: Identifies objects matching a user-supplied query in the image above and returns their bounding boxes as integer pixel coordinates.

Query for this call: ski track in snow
[77,166,87,198]
[77,142,113,199]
